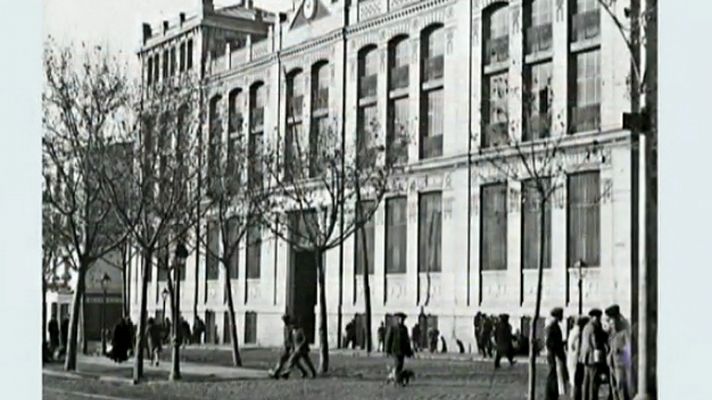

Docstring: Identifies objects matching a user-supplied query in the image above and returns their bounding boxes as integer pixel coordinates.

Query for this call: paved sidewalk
[43,354,268,384]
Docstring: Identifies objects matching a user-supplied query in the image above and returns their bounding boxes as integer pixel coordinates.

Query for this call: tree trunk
[359,223,373,353]
[133,251,152,383]
[64,262,87,371]
[170,265,181,381]
[316,251,329,374]
[528,202,548,400]
[224,273,243,366]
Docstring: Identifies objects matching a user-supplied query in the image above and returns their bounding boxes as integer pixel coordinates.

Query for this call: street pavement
[43,348,562,400]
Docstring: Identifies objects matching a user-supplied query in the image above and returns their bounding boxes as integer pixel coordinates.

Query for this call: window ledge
[483,61,508,75]
[524,51,553,65]
[569,39,600,53]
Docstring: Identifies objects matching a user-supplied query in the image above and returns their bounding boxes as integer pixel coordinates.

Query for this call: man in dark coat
[270,314,308,378]
[428,327,440,353]
[344,318,356,349]
[48,317,60,354]
[481,315,494,358]
[180,317,192,347]
[579,308,608,400]
[605,305,632,400]
[60,317,69,353]
[385,312,413,384]
[193,316,205,344]
[146,318,163,366]
[411,323,421,352]
[494,314,516,368]
[377,322,386,352]
[545,307,568,400]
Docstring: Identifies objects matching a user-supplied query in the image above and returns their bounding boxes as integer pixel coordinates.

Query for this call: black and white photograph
[2,0,675,398]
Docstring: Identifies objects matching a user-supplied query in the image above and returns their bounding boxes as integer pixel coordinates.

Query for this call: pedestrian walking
[481,315,494,358]
[474,312,484,356]
[108,317,130,363]
[568,315,590,400]
[193,316,205,344]
[280,317,317,379]
[605,305,633,400]
[579,309,608,400]
[384,312,413,385]
[377,321,386,352]
[494,314,516,368]
[428,327,439,353]
[344,318,356,349]
[545,307,568,400]
[411,322,421,352]
[269,314,308,378]
[180,317,191,347]
[146,318,163,366]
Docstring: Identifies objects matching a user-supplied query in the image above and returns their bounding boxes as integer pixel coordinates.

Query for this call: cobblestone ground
[44,348,556,400]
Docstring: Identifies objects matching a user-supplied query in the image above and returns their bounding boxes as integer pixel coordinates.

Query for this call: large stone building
[129,0,642,351]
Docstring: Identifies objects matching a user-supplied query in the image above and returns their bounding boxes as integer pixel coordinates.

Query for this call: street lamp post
[170,243,189,381]
[574,259,586,316]
[100,273,111,355]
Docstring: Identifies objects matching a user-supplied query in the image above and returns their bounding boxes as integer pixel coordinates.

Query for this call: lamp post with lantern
[170,242,189,381]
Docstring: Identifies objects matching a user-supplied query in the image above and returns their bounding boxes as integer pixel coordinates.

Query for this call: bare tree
[100,75,204,382]
[197,100,267,366]
[260,113,405,373]
[42,40,131,371]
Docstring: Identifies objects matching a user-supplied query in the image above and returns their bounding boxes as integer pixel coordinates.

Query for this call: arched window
[387,35,410,165]
[482,5,510,148]
[285,69,304,181]
[310,61,329,176]
[208,95,223,193]
[420,24,444,159]
[227,89,242,193]
[249,82,265,189]
[357,46,378,159]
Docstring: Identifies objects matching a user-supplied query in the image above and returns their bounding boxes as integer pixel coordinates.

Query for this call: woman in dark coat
[494,314,516,368]
[384,312,413,384]
[146,318,163,366]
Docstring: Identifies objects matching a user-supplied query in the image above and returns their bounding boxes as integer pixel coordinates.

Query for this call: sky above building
[44,0,293,71]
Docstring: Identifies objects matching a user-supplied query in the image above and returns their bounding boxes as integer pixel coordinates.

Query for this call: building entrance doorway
[287,249,318,344]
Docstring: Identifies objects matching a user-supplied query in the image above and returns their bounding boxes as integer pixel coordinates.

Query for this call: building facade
[129,0,640,351]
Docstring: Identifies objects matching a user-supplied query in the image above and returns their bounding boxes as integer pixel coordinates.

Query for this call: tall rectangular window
[153,54,160,83]
[170,47,176,76]
[187,39,194,70]
[357,104,378,156]
[484,5,509,65]
[387,96,409,165]
[354,200,376,275]
[285,70,304,180]
[481,183,507,271]
[358,47,378,165]
[525,0,554,54]
[246,224,261,279]
[482,72,509,147]
[571,0,600,43]
[244,311,257,344]
[249,83,265,189]
[206,221,219,280]
[311,63,329,177]
[523,61,552,141]
[162,50,169,79]
[418,192,442,273]
[385,197,407,274]
[208,95,222,195]
[570,49,601,132]
[146,57,153,85]
[420,26,444,159]
[179,43,186,72]
[521,179,552,269]
[567,171,600,266]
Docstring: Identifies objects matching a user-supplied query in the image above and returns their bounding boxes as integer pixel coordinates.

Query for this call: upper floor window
[388,36,410,91]
[206,220,220,280]
[162,49,169,79]
[358,46,378,100]
[179,43,186,72]
[418,191,442,273]
[523,61,552,141]
[420,25,444,159]
[249,83,265,189]
[146,56,153,85]
[208,95,223,194]
[484,5,509,65]
[227,89,242,194]
[481,183,507,271]
[422,26,444,83]
[521,178,552,270]
[569,49,600,133]
[482,72,509,147]
[246,224,261,279]
[354,200,376,276]
[385,196,408,274]
[285,70,305,181]
[311,62,329,177]
[153,54,160,83]
[525,0,553,55]
[571,0,600,43]
[187,39,194,70]
[170,47,176,76]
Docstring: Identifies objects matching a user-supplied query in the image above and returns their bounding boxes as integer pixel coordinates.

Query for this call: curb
[43,368,135,385]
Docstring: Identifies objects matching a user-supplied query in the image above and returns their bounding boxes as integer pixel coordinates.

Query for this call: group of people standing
[474,312,521,368]
[545,305,633,400]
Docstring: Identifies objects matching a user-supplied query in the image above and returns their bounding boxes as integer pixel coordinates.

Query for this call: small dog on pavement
[386,368,415,386]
